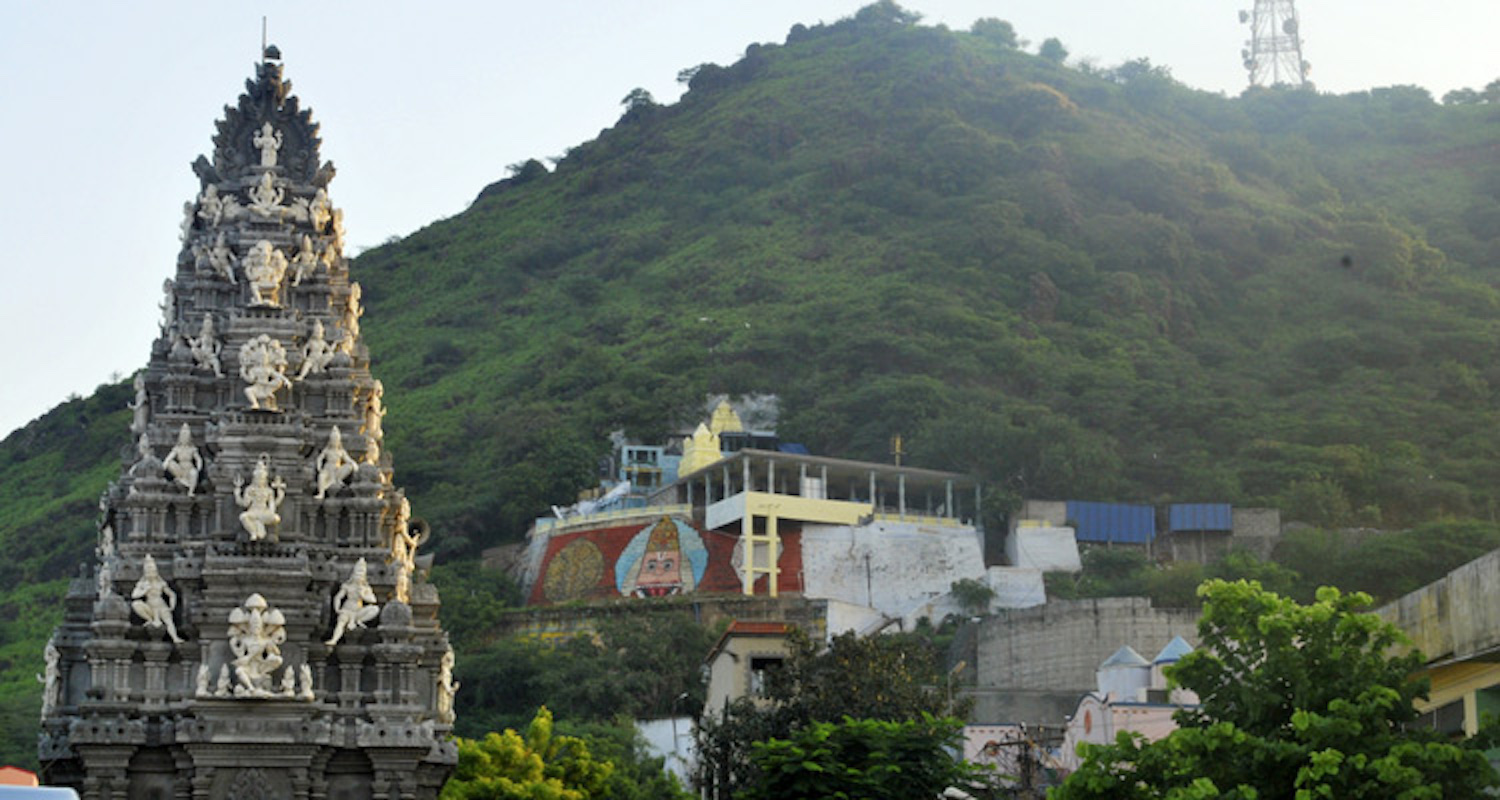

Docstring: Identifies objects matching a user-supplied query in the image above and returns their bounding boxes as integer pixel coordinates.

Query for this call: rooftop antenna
[1238,0,1311,88]
[261,16,267,59]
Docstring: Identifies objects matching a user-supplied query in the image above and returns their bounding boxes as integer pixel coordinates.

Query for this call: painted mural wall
[528,515,804,605]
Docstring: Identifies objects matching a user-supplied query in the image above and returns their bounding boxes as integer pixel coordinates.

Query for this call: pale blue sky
[2,1,1496,437]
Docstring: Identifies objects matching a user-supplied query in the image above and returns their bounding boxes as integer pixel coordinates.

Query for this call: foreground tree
[1055,580,1498,799]
[441,707,612,800]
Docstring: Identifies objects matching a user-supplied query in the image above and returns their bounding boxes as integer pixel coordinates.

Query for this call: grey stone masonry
[40,52,456,799]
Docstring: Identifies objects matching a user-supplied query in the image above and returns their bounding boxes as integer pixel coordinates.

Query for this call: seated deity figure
[128,433,161,478]
[130,554,184,643]
[161,423,204,496]
[187,314,224,377]
[196,184,224,227]
[314,426,358,500]
[227,593,286,697]
[290,234,320,286]
[243,240,289,306]
[253,122,283,168]
[202,232,237,283]
[436,648,460,724]
[234,455,285,541]
[325,558,380,646]
[248,171,284,219]
[239,335,292,411]
[297,319,337,379]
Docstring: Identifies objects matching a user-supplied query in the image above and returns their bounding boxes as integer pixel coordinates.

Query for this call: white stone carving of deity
[297,319,337,379]
[179,200,195,242]
[361,379,385,440]
[253,122,283,168]
[215,665,232,698]
[187,314,224,377]
[162,423,204,496]
[436,648,460,724]
[227,593,287,697]
[128,433,162,478]
[234,454,286,542]
[195,664,211,698]
[308,187,332,232]
[328,209,346,254]
[200,231,237,284]
[130,554,184,643]
[314,426,358,500]
[128,373,148,434]
[97,561,116,601]
[248,171,285,219]
[325,558,380,646]
[299,664,315,701]
[243,240,289,306]
[197,184,225,227]
[239,334,293,411]
[98,523,115,561]
[159,279,176,333]
[290,234,320,286]
[37,636,61,720]
[342,282,364,345]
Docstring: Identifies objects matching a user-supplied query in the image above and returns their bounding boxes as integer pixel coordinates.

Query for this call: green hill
[2,1,1499,765]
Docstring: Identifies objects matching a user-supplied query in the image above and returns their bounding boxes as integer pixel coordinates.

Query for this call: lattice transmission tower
[1239,0,1311,88]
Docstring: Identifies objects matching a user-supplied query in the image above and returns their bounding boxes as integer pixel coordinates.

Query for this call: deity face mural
[617,517,707,599]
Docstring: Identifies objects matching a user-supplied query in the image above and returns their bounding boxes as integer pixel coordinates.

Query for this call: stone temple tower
[38,50,457,799]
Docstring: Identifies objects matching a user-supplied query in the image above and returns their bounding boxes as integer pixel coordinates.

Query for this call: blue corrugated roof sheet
[1066,501,1155,544]
[1168,503,1232,532]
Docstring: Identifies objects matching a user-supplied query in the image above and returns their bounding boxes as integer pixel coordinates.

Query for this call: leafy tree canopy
[442,706,613,800]
[1054,580,1499,799]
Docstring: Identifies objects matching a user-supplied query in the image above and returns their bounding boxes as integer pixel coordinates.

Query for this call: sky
[2,0,1496,438]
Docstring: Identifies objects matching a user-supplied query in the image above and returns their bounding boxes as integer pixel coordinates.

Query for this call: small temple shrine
[38,49,456,799]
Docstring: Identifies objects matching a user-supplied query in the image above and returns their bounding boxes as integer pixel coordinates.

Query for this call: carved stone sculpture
[159,279,176,332]
[253,122,283,168]
[297,319,337,379]
[308,187,332,232]
[234,454,285,542]
[243,240,289,306]
[248,171,285,219]
[325,558,379,646]
[328,209,346,254]
[162,423,204,496]
[214,665,231,698]
[314,426,357,500]
[197,231,238,283]
[299,664,314,701]
[341,282,364,348]
[239,334,292,411]
[196,184,224,227]
[186,314,224,377]
[361,379,385,440]
[128,373,148,434]
[98,524,114,561]
[196,664,210,698]
[436,648,459,725]
[97,561,116,601]
[130,555,184,643]
[38,637,60,719]
[290,234,320,286]
[129,433,162,478]
[227,593,286,698]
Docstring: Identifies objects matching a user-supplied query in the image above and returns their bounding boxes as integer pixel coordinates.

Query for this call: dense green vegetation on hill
[1,0,1499,768]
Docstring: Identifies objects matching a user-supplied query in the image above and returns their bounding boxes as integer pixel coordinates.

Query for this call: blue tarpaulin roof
[1066,501,1155,544]
[1168,503,1233,532]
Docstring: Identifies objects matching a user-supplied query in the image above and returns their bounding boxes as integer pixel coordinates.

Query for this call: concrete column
[799,463,807,496]
[767,511,779,597]
[946,481,954,519]
[899,473,906,517]
[741,512,753,596]
[869,472,877,511]
[768,459,776,496]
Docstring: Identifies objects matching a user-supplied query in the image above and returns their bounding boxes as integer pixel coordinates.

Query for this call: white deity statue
[162,423,204,496]
[227,593,287,697]
[234,454,286,542]
[389,497,421,576]
[98,523,115,561]
[130,555,184,643]
[197,184,225,227]
[248,171,285,218]
[361,379,385,440]
[280,666,296,698]
[297,319,337,379]
[326,558,380,646]
[290,234,320,286]
[97,560,116,601]
[341,282,364,346]
[38,636,61,719]
[196,664,211,698]
[179,200,195,241]
[239,334,293,411]
[328,208,346,254]
[436,648,460,725]
[159,279,176,332]
[314,426,358,500]
[187,314,224,377]
[253,122,283,168]
[308,187,332,232]
[243,240,289,306]
[299,664,315,701]
[215,665,232,698]
[199,231,237,283]
[129,372,148,434]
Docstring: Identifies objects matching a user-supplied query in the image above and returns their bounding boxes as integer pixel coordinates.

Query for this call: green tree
[1054,580,1499,799]
[970,17,1018,48]
[442,707,614,800]
[743,715,991,800]
[1038,37,1068,63]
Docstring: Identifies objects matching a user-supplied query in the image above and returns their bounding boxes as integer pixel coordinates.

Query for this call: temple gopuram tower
[39,50,457,799]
